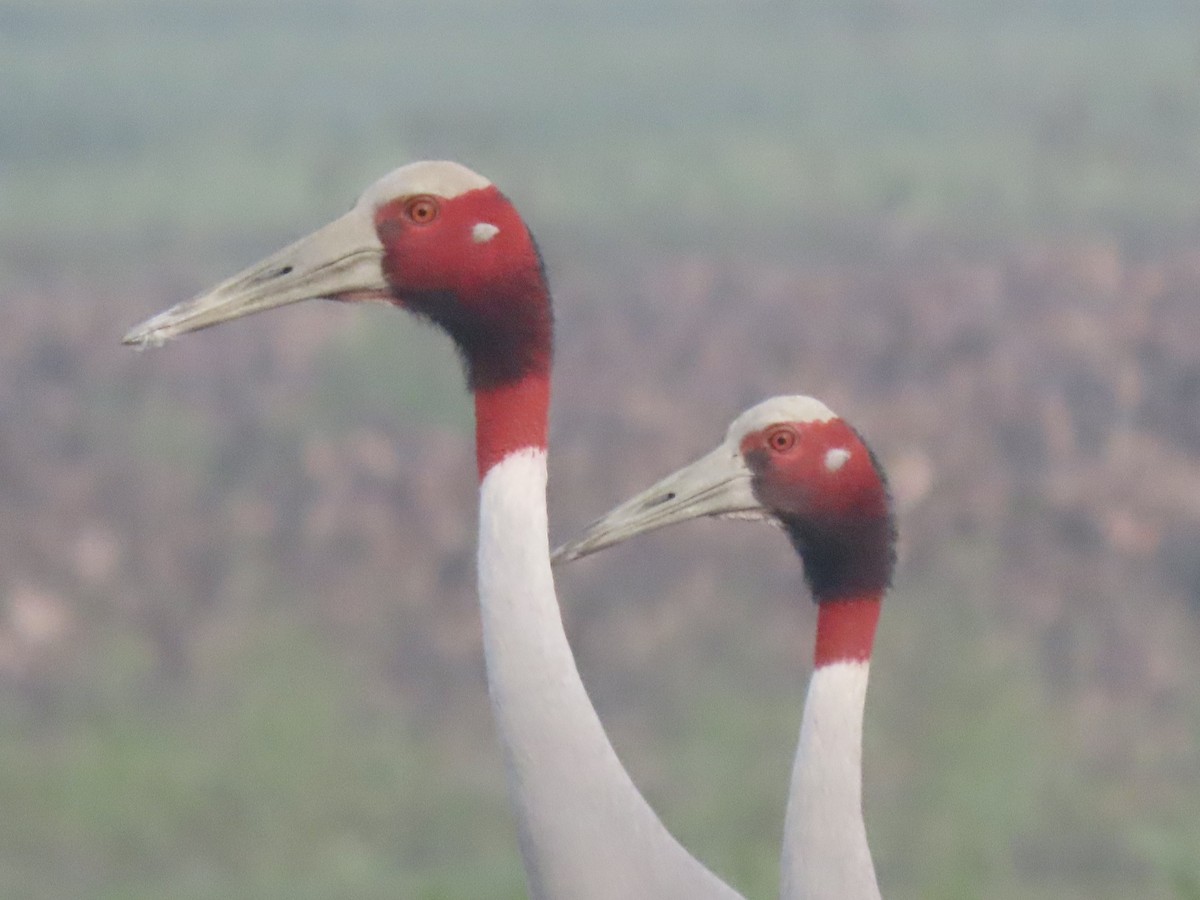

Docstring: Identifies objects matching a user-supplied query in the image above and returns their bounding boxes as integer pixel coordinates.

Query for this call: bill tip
[120,324,171,349]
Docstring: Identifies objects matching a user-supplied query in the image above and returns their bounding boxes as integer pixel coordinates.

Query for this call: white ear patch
[824,447,851,472]
[473,222,500,243]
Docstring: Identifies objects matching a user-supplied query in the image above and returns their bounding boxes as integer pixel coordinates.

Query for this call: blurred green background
[2,1,1199,897]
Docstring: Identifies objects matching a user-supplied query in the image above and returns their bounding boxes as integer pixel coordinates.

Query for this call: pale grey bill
[551,445,762,564]
[121,209,388,347]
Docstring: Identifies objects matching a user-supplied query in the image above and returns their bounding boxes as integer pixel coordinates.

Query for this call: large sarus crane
[554,395,896,900]
[124,162,741,900]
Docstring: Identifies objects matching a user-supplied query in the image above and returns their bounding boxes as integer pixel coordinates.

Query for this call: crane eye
[404,196,440,224]
[765,426,797,453]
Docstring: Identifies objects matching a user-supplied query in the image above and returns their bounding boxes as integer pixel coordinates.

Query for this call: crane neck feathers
[474,374,551,480]
[781,511,896,604]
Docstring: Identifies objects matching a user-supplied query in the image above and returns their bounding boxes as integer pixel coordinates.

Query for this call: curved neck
[782,595,882,900]
[474,379,740,900]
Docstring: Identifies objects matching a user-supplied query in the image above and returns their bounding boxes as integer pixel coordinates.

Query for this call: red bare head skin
[739,418,890,529]
[373,186,553,393]
[740,416,895,666]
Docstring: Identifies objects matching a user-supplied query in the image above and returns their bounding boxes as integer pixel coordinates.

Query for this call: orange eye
[404,196,440,224]
[765,426,797,453]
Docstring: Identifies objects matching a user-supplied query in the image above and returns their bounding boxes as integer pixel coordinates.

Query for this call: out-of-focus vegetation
[2,1,1199,898]
[4,0,1200,264]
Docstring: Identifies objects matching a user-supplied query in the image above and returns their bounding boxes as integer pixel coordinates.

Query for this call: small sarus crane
[124,161,741,900]
[554,395,896,900]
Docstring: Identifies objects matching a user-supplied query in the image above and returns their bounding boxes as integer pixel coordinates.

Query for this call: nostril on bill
[252,265,294,284]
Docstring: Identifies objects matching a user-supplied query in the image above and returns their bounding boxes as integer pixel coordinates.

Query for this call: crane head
[552,395,896,602]
[122,160,550,389]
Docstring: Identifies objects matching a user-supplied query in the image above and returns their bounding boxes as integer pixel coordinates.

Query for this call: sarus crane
[123,161,741,900]
[554,395,895,900]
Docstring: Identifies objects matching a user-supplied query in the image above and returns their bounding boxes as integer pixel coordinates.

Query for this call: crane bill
[551,445,762,564]
[122,208,390,347]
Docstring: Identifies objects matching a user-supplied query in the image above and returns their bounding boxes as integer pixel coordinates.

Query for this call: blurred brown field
[1,2,1198,897]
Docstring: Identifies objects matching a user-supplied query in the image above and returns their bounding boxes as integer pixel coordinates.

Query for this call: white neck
[477,451,742,900]
[781,660,880,900]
